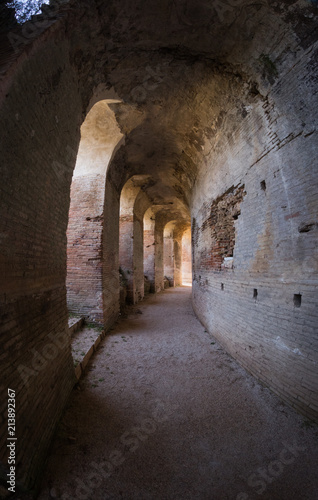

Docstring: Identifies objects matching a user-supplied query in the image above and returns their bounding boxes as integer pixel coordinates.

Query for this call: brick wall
[173,227,183,287]
[133,215,144,302]
[119,179,147,304]
[144,209,156,292]
[103,177,120,330]
[182,227,192,285]
[164,232,175,286]
[67,174,105,323]
[1,4,317,495]
[191,50,318,421]
[119,215,134,302]
[154,217,165,292]
[67,99,122,323]
[0,38,82,489]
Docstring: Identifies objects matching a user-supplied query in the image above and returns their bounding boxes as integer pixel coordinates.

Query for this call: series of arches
[65,100,192,326]
[0,0,317,493]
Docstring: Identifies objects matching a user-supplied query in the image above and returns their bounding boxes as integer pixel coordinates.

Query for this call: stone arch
[0,35,125,482]
[119,175,152,304]
[67,99,123,324]
[0,37,83,490]
[163,220,191,287]
[1,1,318,493]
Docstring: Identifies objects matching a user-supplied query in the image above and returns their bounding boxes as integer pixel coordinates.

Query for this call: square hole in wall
[221,283,224,291]
[253,288,258,299]
[260,180,266,191]
[293,294,302,307]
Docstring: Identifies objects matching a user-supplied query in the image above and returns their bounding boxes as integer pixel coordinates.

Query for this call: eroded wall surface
[1,0,317,493]
[0,35,82,488]
[191,45,318,421]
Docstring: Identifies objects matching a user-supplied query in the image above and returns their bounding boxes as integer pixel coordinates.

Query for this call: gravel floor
[37,287,318,500]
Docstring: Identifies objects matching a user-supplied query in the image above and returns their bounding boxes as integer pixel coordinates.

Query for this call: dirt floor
[37,287,318,500]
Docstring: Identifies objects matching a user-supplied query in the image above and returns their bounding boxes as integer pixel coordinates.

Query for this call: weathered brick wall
[144,208,156,292]
[133,215,144,302]
[103,177,121,330]
[191,46,318,421]
[195,186,245,272]
[66,100,122,322]
[134,190,151,298]
[182,227,192,285]
[119,213,144,304]
[0,37,82,490]
[174,239,182,286]
[119,215,134,302]
[173,227,185,287]
[154,217,165,293]
[164,231,175,285]
[119,180,147,304]
[67,174,105,323]
[1,4,317,496]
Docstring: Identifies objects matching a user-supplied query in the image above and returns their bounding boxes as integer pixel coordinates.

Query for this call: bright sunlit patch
[7,0,50,23]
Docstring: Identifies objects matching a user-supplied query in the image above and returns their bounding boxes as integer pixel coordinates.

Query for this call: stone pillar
[164,226,175,286]
[133,212,144,302]
[119,178,151,303]
[182,227,192,285]
[66,101,122,324]
[144,207,156,292]
[174,229,183,286]
[103,177,120,328]
[0,43,82,491]
[154,216,165,292]
[119,214,134,303]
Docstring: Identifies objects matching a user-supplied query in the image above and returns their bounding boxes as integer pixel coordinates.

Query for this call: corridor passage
[38,288,318,500]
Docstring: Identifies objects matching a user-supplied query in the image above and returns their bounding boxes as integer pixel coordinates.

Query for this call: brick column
[154,216,165,292]
[133,213,144,302]
[174,228,183,286]
[103,176,120,328]
[119,214,134,303]
[144,207,156,292]
[119,178,151,304]
[164,225,175,286]
[182,227,192,285]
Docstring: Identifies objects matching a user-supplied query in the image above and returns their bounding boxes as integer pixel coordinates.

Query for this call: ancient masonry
[0,0,317,494]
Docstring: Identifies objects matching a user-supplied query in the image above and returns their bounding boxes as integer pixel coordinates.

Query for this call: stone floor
[37,287,318,500]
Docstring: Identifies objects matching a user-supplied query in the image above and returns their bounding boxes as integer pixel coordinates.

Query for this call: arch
[1,2,318,493]
[164,221,192,288]
[119,175,152,304]
[66,99,123,323]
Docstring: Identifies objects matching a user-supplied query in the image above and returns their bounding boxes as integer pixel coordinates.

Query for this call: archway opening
[119,175,152,305]
[66,99,122,325]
